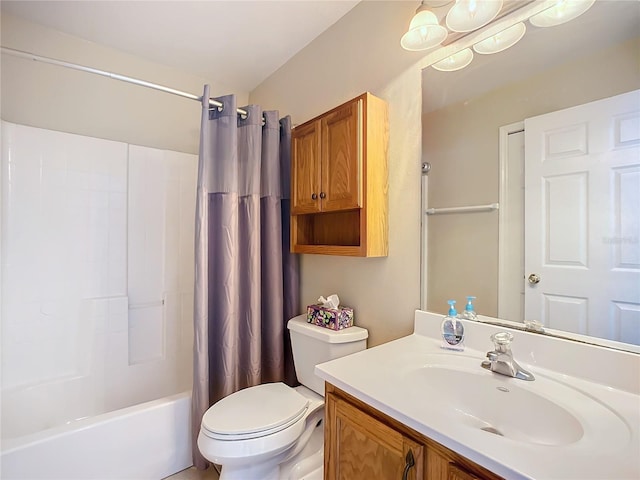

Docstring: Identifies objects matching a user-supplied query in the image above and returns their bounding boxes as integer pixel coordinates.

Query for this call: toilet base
[219,416,324,480]
[218,461,281,480]
[279,418,324,480]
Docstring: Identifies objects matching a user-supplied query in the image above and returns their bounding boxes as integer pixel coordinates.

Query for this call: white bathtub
[0,391,193,480]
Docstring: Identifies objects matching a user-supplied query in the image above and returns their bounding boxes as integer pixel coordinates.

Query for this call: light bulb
[401,9,448,51]
[446,0,503,33]
[473,22,526,55]
[529,0,595,28]
[432,48,474,71]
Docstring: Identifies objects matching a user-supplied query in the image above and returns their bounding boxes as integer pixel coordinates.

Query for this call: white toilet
[197,313,368,480]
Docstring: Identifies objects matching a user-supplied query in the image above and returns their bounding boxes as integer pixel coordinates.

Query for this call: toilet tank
[287,314,368,396]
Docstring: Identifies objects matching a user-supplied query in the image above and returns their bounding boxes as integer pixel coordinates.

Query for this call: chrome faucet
[481,332,535,381]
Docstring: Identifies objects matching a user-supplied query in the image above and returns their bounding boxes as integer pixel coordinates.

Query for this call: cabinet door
[321,99,362,212]
[291,120,321,214]
[448,464,483,480]
[326,393,423,480]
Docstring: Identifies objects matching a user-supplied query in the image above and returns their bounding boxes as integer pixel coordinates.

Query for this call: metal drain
[481,426,504,436]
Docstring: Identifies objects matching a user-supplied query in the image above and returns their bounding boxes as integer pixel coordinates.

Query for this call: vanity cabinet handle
[402,449,415,480]
[319,191,326,199]
[311,193,318,200]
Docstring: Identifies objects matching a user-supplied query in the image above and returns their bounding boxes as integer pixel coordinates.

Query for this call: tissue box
[307,304,354,330]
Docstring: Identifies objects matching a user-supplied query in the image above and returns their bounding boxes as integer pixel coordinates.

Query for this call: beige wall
[6,3,637,347]
[424,37,640,317]
[1,13,247,154]
[251,1,426,346]
[2,3,427,347]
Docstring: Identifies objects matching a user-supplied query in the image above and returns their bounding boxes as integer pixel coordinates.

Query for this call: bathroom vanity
[325,383,501,480]
[316,310,640,480]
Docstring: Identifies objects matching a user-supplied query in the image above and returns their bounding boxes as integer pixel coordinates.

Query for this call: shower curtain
[192,86,300,468]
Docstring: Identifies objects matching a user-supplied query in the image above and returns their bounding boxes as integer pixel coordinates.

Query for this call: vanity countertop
[315,310,640,480]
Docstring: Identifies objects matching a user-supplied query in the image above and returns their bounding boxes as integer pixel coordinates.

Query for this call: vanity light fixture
[406,0,597,72]
[432,48,474,71]
[401,2,449,51]
[446,0,503,33]
[529,0,596,27]
[473,22,526,55]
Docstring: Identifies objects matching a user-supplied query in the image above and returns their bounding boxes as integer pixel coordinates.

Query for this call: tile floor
[164,466,220,480]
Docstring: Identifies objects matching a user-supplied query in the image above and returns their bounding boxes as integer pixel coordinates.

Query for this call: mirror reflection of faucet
[481,332,535,381]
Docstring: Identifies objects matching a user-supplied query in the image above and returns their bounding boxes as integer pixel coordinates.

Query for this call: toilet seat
[201,383,310,441]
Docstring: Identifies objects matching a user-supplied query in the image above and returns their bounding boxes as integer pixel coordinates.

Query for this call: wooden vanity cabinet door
[320,99,361,212]
[325,389,424,480]
[325,384,504,480]
[291,120,321,214]
[426,448,484,480]
[447,464,482,480]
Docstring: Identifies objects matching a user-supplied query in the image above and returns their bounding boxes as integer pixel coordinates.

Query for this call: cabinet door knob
[319,192,326,199]
[311,193,318,200]
[402,449,415,480]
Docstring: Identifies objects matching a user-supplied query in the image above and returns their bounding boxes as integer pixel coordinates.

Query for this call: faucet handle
[490,332,514,353]
[486,351,499,361]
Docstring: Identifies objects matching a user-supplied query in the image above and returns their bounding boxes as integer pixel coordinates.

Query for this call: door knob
[528,273,541,285]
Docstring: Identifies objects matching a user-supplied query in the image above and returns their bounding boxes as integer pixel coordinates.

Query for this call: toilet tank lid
[287,315,368,343]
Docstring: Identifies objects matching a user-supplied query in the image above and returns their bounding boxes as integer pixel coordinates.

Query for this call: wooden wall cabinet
[290,92,388,256]
[324,384,504,480]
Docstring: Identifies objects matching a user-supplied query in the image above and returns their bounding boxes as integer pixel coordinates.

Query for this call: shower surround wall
[1,121,196,440]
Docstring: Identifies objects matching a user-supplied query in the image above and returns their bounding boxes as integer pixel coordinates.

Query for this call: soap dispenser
[463,296,477,321]
[441,300,464,351]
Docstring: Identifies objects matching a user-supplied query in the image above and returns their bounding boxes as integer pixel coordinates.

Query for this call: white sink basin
[407,364,582,445]
[400,353,630,447]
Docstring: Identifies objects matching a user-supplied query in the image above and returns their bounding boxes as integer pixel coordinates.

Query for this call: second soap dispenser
[463,296,477,320]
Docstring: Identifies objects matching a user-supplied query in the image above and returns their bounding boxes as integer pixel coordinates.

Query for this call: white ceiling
[0,0,361,92]
[3,0,638,108]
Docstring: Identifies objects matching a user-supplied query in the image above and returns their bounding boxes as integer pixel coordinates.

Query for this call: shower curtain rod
[1,46,253,117]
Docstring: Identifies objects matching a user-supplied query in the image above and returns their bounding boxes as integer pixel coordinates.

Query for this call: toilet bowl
[197,314,368,480]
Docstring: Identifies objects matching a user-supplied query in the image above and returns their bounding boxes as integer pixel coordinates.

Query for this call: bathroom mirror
[421,0,640,352]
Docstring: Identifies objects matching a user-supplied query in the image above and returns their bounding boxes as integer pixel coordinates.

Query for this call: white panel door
[524,90,640,343]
